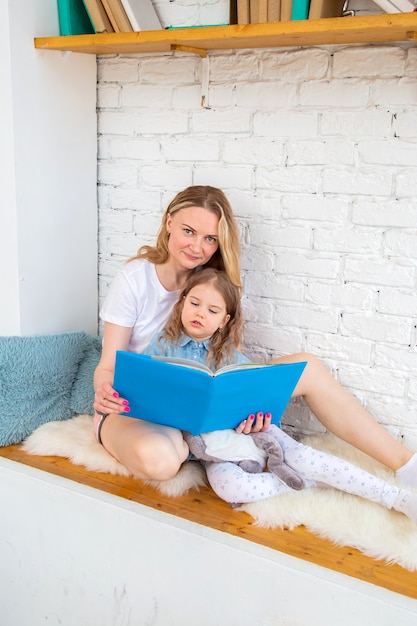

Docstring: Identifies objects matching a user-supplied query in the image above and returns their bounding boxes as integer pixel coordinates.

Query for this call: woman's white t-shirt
[100,259,181,354]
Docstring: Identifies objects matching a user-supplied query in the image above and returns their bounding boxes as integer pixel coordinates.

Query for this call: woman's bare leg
[268,352,414,471]
[94,413,189,480]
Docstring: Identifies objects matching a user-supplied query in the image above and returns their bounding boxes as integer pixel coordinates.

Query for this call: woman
[94,185,417,487]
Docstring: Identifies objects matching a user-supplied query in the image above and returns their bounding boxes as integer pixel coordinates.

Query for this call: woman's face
[166,206,219,270]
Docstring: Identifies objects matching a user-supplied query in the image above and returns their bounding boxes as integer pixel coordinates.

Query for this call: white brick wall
[97,41,417,448]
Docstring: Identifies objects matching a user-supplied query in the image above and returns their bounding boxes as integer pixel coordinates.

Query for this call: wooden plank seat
[0,443,416,600]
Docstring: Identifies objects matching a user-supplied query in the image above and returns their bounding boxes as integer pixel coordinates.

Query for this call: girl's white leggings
[205,425,401,509]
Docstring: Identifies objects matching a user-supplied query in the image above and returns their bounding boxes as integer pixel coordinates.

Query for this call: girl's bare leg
[94,413,189,480]
[268,353,414,472]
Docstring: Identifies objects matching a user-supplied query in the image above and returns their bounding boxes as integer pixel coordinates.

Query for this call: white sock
[392,489,417,525]
[396,453,417,489]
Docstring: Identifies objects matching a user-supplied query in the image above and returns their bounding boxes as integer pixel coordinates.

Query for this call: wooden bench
[1,443,416,603]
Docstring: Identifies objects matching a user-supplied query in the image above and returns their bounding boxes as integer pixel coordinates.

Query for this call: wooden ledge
[0,443,416,600]
[34,14,417,56]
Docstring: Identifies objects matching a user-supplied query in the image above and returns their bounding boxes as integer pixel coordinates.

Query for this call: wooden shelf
[34,13,417,56]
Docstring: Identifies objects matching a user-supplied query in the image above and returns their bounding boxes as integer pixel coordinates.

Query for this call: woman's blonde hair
[131,186,242,288]
[162,268,243,370]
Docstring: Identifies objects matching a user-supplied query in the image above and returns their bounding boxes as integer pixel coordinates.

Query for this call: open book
[114,351,307,435]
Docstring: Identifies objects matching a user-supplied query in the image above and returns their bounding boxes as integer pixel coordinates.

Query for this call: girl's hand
[94,381,130,416]
[235,411,272,435]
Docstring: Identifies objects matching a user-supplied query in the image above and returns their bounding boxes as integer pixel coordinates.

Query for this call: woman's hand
[235,411,272,434]
[94,380,130,416]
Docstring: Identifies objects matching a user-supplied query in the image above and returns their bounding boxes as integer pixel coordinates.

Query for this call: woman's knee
[129,431,188,481]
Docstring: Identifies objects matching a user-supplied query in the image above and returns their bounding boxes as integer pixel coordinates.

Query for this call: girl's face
[166,206,219,271]
[181,283,230,342]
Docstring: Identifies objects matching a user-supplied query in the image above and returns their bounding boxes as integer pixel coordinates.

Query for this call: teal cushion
[70,335,102,415]
[0,332,100,446]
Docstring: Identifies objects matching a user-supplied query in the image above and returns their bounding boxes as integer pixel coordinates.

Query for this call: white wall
[0,0,98,336]
[96,42,417,448]
[2,458,416,626]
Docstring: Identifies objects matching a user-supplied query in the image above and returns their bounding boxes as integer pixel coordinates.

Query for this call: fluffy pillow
[0,332,98,446]
[70,335,102,415]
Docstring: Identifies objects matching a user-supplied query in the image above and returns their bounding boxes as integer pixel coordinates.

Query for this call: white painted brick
[140,164,192,189]
[241,246,275,273]
[305,332,372,365]
[344,258,414,287]
[395,111,417,138]
[97,84,121,108]
[384,229,417,259]
[275,252,340,279]
[358,139,417,166]
[321,111,392,137]
[223,139,284,167]
[286,140,354,166]
[98,59,139,83]
[260,49,330,81]
[352,200,417,228]
[192,108,251,133]
[282,195,350,223]
[98,163,138,186]
[378,287,417,317]
[275,303,339,334]
[163,138,220,162]
[256,166,320,193]
[313,225,383,253]
[306,282,375,311]
[235,83,297,108]
[193,165,253,189]
[107,138,161,161]
[209,54,260,82]
[332,47,406,78]
[122,84,173,108]
[99,209,134,233]
[341,312,411,344]
[299,80,369,107]
[338,364,406,397]
[99,111,140,135]
[254,111,318,138]
[172,84,202,108]
[371,78,417,106]
[322,167,391,196]
[396,169,417,197]
[244,273,304,301]
[109,189,161,212]
[366,398,417,428]
[241,296,274,325]
[132,111,190,134]
[243,323,305,355]
[374,344,417,371]
[138,57,199,84]
[252,223,311,248]
[406,47,417,76]
[207,84,234,107]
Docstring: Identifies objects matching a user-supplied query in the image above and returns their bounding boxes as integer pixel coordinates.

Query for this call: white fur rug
[21,414,417,571]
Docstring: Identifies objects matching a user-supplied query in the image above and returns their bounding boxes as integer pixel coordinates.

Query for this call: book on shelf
[113,351,307,435]
[371,0,415,11]
[57,0,95,35]
[280,0,293,20]
[291,0,310,19]
[101,0,133,31]
[120,0,162,31]
[308,0,346,19]
[82,0,114,32]
[237,0,250,22]
[268,0,281,21]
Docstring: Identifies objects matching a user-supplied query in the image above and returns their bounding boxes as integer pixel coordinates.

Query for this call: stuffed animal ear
[251,431,305,490]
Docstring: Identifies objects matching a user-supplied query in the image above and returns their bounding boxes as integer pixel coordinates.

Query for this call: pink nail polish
[113,392,119,398]
[124,407,130,412]
[122,400,129,406]
[265,413,271,419]
[249,414,255,420]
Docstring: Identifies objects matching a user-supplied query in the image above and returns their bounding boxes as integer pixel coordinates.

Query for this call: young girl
[144,268,417,523]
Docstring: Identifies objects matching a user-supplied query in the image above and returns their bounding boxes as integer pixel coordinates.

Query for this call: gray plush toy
[183,428,305,490]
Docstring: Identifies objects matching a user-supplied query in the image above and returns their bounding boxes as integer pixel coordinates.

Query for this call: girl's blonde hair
[162,268,243,370]
[130,186,242,288]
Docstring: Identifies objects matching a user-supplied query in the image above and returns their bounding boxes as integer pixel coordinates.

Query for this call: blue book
[291,0,310,20]
[113,351,306,435]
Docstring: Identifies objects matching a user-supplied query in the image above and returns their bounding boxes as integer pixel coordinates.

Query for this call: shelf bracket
[200,56,210,109]
[171,44,207,58]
